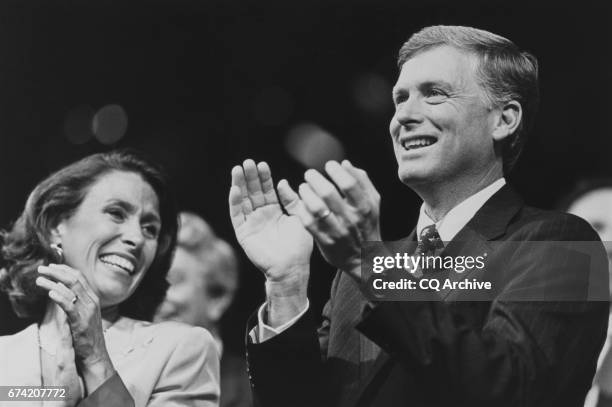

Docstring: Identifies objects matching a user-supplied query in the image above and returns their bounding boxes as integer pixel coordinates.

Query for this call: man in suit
[228,25,609,406]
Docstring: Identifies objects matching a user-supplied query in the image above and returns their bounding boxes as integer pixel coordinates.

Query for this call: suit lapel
[438,185,523,298]
[351,186,524,406]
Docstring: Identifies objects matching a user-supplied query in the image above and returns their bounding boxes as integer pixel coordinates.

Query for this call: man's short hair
[397,25,539,173]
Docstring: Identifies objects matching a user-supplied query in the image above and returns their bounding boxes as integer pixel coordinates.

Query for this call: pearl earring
[49,243,64,264]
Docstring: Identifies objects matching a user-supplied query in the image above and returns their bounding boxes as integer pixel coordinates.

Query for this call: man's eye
[427,88,447,98]
[424,88,449,104]
[393,94,408,106]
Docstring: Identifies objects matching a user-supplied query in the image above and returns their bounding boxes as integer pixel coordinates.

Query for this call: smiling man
[229,26,609,407]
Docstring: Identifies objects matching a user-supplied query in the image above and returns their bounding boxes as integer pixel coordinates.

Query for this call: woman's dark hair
[0,150,178,321]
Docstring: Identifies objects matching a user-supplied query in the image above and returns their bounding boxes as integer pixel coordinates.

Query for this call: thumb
[277,179,315,228]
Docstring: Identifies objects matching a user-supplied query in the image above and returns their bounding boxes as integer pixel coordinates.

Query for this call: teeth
[401,137,435,150]
[100,255,135,274]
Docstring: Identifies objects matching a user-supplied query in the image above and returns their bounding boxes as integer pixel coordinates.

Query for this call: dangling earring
[50,243,64,264]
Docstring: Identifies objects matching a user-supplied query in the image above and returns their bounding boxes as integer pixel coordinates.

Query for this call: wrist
[79,356,115,395]
[264,268,309,328]
[342,263,362,282]
[265,264,309,296]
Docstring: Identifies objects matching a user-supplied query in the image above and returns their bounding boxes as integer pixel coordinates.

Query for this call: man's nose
[395,96,425,128]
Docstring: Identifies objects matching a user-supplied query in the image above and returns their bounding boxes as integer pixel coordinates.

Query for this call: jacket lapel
[352,185,524,405]
[437,185,523,299]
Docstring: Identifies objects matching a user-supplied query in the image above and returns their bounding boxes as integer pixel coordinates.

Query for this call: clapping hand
[229,159,313,283]
[36,264,115,395]
[276,160,382,281]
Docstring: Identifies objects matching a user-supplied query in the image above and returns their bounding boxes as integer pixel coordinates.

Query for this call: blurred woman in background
[0,150,219,406]
[562,179,612,407]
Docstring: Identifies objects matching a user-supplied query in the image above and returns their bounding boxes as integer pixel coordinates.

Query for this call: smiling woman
[0,150,220,407]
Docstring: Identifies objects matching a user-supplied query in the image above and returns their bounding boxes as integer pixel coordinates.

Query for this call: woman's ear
[492,100,522,142]
[49,222,67,246]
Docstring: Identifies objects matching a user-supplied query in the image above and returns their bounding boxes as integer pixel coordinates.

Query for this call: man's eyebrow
[419,80,454,90]
[392,80,455,97]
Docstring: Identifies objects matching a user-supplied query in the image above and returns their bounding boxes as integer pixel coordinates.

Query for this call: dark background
[0,1,610,355]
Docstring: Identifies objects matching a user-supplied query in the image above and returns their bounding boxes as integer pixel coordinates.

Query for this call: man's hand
[278,160,381,281]
[229,159,314,280]
[229,160,314,326]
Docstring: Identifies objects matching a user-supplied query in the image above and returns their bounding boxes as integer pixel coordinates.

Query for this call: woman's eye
[143,225,160,239]
[106,208,126,221]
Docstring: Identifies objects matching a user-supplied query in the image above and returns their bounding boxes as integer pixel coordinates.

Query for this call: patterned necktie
[413,224,444,278]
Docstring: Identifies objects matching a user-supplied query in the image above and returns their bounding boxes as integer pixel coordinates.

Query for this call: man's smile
[399,135,438,151]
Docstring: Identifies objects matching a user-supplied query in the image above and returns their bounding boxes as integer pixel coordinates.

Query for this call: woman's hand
[39,304,82,406]
[36,264,116,394]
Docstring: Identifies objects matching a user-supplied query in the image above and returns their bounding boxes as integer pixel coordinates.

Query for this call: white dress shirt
[251,178,507,343]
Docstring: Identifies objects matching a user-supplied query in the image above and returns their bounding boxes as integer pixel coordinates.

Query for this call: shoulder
[0,324,37,351]
[0,324,39,384]
[152,320,217,355]
[115,317,218,357]
[508,206,600,242]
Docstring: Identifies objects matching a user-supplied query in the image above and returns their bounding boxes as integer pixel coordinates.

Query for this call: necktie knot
[418,224,444,255]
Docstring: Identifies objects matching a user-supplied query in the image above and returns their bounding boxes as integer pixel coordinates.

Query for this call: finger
[257,162,279,205]
[303,169,347,216]
[326,161,371,213]
[39,264,93,305]
[229,184,246,230]
[36,275,74,301]
[231,165,253,215]
[243,159,266,209]
[342,160,380,205]
[298,183,346,236]
[38,264,78,289]
[277,179,315,227]
[36,275,78,313]
[49,264,98,301]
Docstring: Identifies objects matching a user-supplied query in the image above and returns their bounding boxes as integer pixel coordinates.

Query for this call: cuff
[248,299,310,343]
[76,372,134,407]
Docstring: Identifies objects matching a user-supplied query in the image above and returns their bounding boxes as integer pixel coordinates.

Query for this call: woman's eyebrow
[142,211,161,225]
[105,199,161,224]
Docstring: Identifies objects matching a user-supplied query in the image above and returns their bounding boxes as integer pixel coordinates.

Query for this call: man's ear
[492,100,522,142]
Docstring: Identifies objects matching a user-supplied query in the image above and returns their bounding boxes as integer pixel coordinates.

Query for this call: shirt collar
[416,178,506,242]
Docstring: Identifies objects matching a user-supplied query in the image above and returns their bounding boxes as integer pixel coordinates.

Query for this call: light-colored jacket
[0,317,220,407]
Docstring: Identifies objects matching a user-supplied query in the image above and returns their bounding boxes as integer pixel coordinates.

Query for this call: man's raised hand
[229,159,313,283]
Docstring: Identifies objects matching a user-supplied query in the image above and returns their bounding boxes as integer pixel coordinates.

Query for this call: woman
[0,150,220,406]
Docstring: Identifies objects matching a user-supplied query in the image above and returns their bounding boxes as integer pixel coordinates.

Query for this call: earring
[50,243,64,264]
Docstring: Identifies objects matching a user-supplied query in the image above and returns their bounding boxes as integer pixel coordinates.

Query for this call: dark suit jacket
[246,186,610,407]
